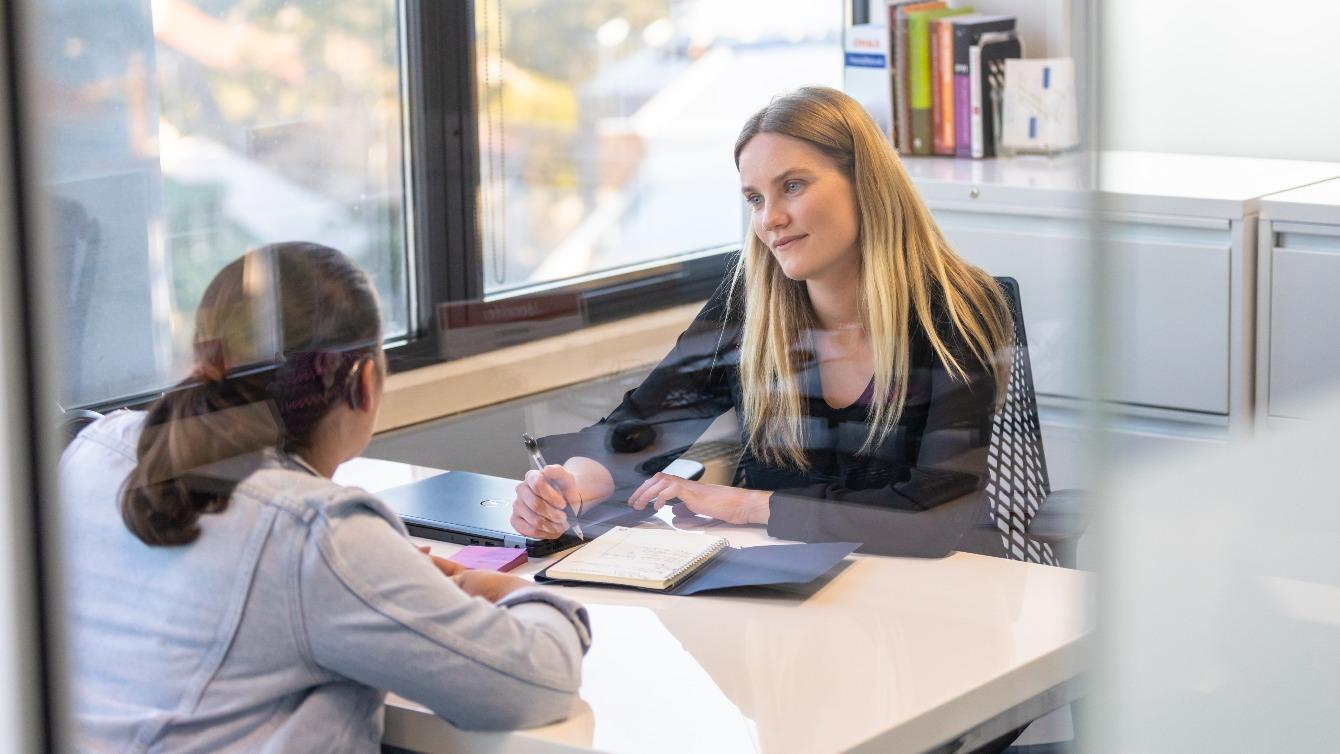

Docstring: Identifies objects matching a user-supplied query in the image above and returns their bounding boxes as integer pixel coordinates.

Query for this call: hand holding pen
[521,433,585,541]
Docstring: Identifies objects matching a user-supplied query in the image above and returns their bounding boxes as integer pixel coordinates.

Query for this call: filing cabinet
[1256,178,1340,424]
[902,151,1340,429]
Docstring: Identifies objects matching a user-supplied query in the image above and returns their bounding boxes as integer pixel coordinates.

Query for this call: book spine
[884,21,895,149]
[886,5,901,148]
[908,13,933,155]
[953,75,970,157]
[953,25,974,158]
[969,43,984,159]
[929,19,943,155]
[894,10,913,153]
[932,19,955,156]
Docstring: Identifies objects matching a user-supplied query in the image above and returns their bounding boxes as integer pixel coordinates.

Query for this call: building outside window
[474,0,843,294]
[43,0,410,408]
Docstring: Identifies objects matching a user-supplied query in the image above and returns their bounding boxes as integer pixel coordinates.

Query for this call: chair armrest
[1025,488,1090,546]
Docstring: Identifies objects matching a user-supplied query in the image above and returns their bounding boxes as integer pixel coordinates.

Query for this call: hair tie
[313,351,353,392]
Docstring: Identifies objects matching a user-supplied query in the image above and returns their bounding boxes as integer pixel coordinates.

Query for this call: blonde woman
[512,86,1014,557]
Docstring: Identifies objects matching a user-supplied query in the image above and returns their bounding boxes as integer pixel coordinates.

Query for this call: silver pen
[521,433,584,540]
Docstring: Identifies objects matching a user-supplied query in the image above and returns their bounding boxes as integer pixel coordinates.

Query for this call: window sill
[375,301,703,433]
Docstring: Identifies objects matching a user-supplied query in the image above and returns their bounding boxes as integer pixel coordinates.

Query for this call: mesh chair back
[985,278,1058,566]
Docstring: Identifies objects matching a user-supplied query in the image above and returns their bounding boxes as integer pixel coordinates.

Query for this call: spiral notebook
[543,526,729,591]
[537,527,860,596]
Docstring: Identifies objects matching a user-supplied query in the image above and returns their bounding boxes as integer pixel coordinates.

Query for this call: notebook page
[550,527,726,583]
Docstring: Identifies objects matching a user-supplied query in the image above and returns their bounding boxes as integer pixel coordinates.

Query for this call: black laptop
[376,470,649,556]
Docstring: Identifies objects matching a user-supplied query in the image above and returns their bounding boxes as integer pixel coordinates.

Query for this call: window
[42,0,847,408]
[44,0,410,408]
[473,0,844,294]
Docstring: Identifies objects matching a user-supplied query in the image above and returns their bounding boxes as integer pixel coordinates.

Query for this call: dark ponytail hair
[121,243,382,546]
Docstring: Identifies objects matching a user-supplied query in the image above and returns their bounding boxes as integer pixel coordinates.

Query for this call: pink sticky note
[448,546,528,573]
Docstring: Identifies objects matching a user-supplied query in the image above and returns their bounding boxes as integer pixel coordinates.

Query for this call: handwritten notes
[546,527,729,590]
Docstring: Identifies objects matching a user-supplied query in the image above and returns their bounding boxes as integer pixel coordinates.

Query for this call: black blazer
[541,277,1006,558]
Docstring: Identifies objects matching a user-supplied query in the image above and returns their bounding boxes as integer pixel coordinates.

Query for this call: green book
[908,6,972,155]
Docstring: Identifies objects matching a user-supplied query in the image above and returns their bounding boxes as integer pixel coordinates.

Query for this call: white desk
[335,458,1092,754]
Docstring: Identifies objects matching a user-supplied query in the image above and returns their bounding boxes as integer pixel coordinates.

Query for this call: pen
[521,433,584,541]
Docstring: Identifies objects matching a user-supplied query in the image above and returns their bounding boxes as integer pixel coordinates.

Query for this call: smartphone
[660,458,705,481]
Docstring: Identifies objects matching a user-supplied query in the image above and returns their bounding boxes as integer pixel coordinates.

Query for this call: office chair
[974,279,1091,754]
[986,278,1089,569]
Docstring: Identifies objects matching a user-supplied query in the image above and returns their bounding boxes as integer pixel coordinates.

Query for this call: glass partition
[14,0,1104,752]
[10,0,1334,752]
[1092,1,1340,750]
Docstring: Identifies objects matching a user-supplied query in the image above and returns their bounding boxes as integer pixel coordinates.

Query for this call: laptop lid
[376,470,650,556]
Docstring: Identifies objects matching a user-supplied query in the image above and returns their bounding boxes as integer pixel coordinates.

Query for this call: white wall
[1101,0,1340,162]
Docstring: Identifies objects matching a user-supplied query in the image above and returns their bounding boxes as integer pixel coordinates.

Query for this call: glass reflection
[39,0,410,408]
[474,0,844,292]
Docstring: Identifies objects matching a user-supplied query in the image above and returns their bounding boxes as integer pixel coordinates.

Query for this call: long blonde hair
[730,86,1012,470]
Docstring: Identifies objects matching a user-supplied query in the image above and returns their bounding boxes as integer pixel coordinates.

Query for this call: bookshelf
[848,0,1089,159]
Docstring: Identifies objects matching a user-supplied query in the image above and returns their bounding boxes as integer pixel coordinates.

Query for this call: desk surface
[334,458,1093,754]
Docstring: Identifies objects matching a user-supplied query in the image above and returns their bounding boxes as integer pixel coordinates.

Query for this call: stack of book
[844,2,1025,159]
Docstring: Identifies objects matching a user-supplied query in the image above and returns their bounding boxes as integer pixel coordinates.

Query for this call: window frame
[383,0,740,376]
[75,0,762,414]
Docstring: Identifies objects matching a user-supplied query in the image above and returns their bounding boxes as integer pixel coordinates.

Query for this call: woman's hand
[511,457,616,540]
[452,570,532,603]
[418,545,530,602]
[627,474,772,525]
[511,464,582,540]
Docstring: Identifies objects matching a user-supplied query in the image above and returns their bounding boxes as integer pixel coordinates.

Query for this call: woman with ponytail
[60,243,589,752]
[513,86,1016,558]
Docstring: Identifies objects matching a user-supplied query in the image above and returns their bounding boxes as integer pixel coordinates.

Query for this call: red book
[931,17,956,155]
